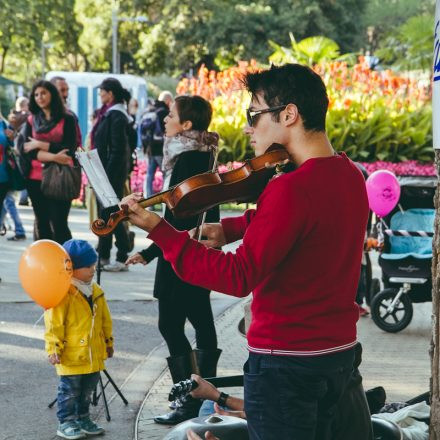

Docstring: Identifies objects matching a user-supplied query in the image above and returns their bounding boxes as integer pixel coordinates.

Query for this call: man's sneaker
[103,261,128,272]
[77,417,105,436]
[57,421,86,439]
[7,234,26,241]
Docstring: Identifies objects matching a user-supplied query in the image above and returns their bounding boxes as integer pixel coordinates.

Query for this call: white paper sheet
[76,150,119,208]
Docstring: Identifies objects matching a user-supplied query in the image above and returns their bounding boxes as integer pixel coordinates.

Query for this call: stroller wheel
[370,288,413,333]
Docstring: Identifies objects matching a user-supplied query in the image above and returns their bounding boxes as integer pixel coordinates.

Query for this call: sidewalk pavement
[0,204,432,439]
[136,296,432,440]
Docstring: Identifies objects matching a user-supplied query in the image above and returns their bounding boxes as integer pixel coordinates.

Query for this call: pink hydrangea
[130,159,164,194]
[360,161,436,176]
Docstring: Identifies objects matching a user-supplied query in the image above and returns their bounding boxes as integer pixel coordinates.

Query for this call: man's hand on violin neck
[120,193,161,232]
[189,223,226,247]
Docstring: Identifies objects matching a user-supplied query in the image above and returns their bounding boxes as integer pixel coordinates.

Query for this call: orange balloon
[19,240,73,309]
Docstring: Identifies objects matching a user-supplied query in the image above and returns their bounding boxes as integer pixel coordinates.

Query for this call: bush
[176,57,432,163]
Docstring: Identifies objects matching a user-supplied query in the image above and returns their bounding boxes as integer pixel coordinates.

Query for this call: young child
[44,239,113,439]
[126,95,222,425]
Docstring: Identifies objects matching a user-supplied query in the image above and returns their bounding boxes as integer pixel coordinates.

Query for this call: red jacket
[149,153,369,356]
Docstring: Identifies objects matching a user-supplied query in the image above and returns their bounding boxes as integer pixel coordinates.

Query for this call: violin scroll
[91,206,129,237]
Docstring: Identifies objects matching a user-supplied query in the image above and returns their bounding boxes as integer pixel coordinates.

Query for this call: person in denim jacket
[44,239,113,439]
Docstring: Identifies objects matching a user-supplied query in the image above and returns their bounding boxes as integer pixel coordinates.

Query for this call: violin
[91,143,291,237]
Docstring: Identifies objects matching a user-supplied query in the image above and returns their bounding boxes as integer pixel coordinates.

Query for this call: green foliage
[327,100,433,163]
[0,86,15,117]
[210,93,252,163]
[135,0,368,75]
[269,35,344,66]
[375,14,433,72]
[362,0,434,52]
[146,75,179,99]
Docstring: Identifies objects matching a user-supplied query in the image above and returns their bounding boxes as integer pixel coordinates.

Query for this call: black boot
[195,348,222,378]
[154,351,201,425]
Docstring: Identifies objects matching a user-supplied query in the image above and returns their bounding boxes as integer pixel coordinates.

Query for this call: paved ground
[0,203,433,439]
[135,299,432,440]
[0,204,239,440]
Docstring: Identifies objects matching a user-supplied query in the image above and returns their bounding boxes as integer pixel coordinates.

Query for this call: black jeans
[27,179,72,244]
[158,288,217,356]
[97,190,130,263]
[0,182,9,208]
[244,349,355,440]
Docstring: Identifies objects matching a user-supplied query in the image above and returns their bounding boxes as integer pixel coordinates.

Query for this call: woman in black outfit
[17,80,77,244]
[126,96,221,425]
[93,78,132,271]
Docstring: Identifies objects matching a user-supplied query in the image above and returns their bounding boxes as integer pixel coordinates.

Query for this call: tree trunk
[431,149,440,438]
[0,46,9,74]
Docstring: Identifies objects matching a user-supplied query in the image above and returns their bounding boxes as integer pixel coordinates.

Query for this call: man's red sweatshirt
[149,153,369,356]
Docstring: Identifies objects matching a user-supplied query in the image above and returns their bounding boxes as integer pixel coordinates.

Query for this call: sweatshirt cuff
[221,216,247,243]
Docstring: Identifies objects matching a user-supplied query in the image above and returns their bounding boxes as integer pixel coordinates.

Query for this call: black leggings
[158,287,218,356]
[0,183,9,210]
[27,179,72,244]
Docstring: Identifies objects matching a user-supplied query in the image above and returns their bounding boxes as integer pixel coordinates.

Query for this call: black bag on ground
[41,163,81,201]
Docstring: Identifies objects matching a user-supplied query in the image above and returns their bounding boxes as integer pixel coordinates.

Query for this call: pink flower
[360,161,436,176]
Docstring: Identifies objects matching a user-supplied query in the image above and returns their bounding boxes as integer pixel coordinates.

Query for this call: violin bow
[195,147,219,241]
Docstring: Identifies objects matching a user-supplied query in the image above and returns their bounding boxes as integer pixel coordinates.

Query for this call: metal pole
[112,10,119,74]
[41,42,45,78]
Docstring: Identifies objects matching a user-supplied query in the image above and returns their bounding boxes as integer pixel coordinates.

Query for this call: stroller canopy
[381,208,434,260]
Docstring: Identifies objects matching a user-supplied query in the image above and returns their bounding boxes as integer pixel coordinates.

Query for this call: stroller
[370,175,436,333]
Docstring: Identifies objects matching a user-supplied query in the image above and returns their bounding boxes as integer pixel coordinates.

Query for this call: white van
[45,71,148,144]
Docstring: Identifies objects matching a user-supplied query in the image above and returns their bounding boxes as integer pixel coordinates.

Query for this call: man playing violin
[120,64,371,440]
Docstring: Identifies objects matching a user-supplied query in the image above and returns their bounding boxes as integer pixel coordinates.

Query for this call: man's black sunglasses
[246,105,287,127]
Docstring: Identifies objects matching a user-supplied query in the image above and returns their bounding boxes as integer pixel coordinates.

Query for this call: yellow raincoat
[44,283,113,376]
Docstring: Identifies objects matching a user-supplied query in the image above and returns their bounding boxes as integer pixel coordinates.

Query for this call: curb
[135,298,248,440]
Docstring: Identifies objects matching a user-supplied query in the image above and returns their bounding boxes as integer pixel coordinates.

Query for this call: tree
[375,14,433,72]
[135,0,368,75]
[362,0,434,53]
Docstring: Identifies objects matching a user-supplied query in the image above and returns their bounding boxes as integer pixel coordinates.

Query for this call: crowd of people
[0,63,375,440]
[0,76,174,260]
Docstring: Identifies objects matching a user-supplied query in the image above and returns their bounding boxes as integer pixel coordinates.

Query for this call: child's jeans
[57,372,100,423]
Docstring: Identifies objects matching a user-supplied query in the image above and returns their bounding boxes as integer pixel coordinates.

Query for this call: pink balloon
[365,170,400,217]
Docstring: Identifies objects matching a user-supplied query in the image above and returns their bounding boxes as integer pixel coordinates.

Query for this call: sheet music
[76,150,119,208]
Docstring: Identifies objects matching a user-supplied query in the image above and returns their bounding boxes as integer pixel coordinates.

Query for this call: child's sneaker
[77,417,105,436]
[57,421,86,439]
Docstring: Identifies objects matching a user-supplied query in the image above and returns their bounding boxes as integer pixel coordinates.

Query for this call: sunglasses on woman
[246,105,287,127]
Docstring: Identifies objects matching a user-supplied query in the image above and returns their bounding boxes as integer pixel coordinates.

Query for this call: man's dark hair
[175,95,212,131]
[50,76,66,85]
[243,64,329,132]
[29,80,66,121]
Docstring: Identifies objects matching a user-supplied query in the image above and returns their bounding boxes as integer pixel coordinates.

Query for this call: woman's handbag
[40,162,82,201]
[5,147,26,191]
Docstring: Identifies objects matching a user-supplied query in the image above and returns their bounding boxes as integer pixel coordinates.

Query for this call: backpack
[140,110,164,151]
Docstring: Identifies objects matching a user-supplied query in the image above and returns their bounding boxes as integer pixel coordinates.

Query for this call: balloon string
[33,312,44,327]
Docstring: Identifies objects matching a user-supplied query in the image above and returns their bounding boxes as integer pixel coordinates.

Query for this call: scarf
[32,111,60,134]
[71,277,94,298]
[90,104,109,149]
[162,130,219,190]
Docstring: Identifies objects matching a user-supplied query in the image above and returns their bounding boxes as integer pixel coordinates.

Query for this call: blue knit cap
[62,239,98,269]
